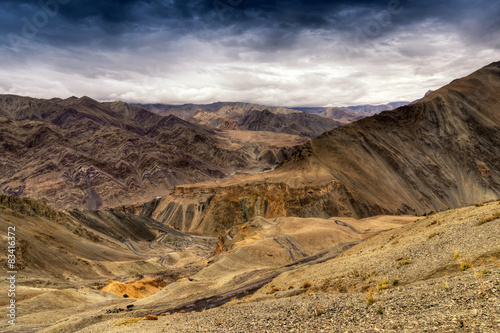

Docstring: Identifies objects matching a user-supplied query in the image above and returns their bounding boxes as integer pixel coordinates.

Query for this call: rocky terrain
[0,96,306,210]
[3,199,496,332]
[126,62,500,235]
[137,102,342,137]
[0,195,214,280]
[0,194,217,331]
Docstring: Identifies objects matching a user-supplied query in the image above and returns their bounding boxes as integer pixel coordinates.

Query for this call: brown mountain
[0,96,305,210]
[128,61,500,235]
[294,102,411,124]
[137,102,342,137]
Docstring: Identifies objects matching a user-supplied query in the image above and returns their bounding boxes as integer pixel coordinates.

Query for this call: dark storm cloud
[1,0,498,50]
[0,0,498,106]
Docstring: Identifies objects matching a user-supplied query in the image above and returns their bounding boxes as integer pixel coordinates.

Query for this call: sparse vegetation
[366,294,376,306]
[377,280,390,291]
[396,258,412,268]
[429,231,443,239]
[453,253,460,260]
[361,270,380,281]
[422,210,435,216]
[392,279,399,286]
[460,263,472,271]
[376,307,384,315]
[288,285,294,290]
[476,270,490,277]
[491,256,500,269]
[314,305,325,316]
[349,270,361,278]
[145,315,158,320]
[267,287,280,294]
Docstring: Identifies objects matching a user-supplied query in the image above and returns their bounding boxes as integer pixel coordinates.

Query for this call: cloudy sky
[0,0,499,107]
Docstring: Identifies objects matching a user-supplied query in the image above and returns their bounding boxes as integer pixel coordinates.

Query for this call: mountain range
[136,102,342,137]
[127,61,500,235]
[0,96,311,210]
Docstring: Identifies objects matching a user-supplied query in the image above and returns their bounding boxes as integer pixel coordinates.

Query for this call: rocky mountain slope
[129,61,500,235]
[0,96,305,209]
[13,200,499,332]
[0,195,213,281]
[0,194,217,331]
[137,102,342,137]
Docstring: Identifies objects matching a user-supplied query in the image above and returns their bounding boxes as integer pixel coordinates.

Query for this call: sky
[0,0,499,107]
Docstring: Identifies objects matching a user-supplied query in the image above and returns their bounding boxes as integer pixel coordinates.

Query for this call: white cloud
[0,20,498,107]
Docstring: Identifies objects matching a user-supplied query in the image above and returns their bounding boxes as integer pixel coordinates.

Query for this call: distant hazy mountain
[294,101,411,124]
[136,102,342,137]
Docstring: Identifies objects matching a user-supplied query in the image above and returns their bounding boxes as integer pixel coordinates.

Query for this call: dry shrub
[460,263,472,271]
[366,294,376,306]
[266,287,280,294]
[314,305,325,316]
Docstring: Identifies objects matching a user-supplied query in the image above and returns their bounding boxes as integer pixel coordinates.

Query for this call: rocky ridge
[137,102,342,137]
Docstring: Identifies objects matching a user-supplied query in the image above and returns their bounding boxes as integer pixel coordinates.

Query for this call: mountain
[0,96,305,210]
[136,102,300,117]
[128,61,500,235]
[293,101,411,124]
[0,194,159,280]
[136,102,342,137]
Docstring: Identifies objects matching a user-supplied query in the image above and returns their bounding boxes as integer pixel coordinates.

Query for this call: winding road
[124,230,216,270]
[333,219,377,235]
